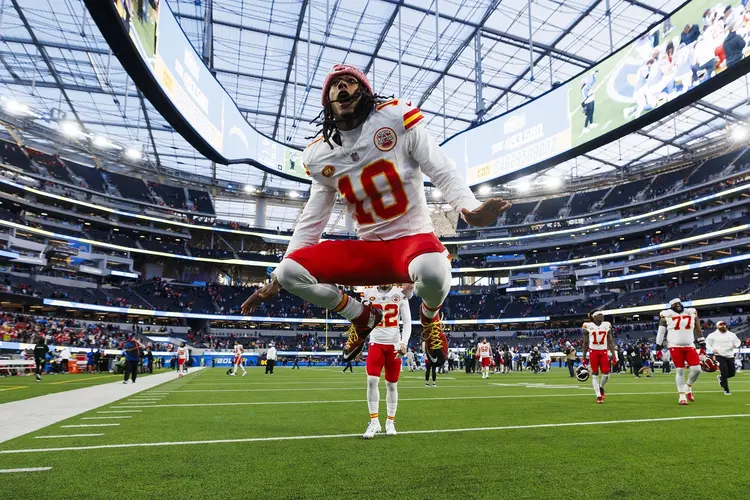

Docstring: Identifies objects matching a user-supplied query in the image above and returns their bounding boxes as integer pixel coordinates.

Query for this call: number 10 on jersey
[337,159,409,224]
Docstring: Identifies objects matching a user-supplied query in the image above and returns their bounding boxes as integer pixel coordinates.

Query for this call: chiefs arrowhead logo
[393,296,400,302]
[322,165,336,178]
[374,127,397,152]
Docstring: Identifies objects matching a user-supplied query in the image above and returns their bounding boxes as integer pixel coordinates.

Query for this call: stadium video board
[101,0,306,181]
[442,0,750,185]
[91,0,750,186]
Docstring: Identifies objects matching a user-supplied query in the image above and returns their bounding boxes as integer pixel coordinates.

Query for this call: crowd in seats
[102,171,151,203]
[188,189,215,214]
[150,182,187,210]
[1,142,37,174]
[28,152,73,184]
[569,188,609,216]
[139,238,184,255]
[535,196,568,220]
[64,161,108,192]
[600,178,651,209]
[504,201,538,225]
[0,313,174,352]
[688,157,731,186]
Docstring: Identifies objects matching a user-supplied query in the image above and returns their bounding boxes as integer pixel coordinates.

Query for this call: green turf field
[1,367,747,499]
[0,370,167,404]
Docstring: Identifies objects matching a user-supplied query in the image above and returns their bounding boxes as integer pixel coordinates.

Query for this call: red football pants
[588,350,610,375]
[366,343,402,383]
[669,347,700,368]
[287,233,446,286]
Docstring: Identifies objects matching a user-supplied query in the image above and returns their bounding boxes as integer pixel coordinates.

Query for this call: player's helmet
[701,357,719,372]
[669,298,684,313]
[576,364,591,382]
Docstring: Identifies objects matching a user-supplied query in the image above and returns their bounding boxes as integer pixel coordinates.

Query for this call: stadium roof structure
[0,0,748,232]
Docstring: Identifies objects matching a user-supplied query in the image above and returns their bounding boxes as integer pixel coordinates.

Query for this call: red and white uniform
[177,346,188,367]
[363,286,412,383]
[233,344,244,365]
[284,100,480,285]
[660,307,700,367]
[583,321,612,375]
[478,342,492,367]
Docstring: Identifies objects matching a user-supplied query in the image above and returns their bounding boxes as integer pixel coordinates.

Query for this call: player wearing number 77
[241,64,511,368]
[581,311,617,404]
[656,298,705,405]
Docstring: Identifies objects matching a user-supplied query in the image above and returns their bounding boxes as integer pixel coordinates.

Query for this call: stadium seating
[535,196,568,220]
[569,188,609,216]
[102,171,152,203]
[64,161,107,192]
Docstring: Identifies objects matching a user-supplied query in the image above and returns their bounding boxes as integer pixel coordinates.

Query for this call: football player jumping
[656,298,705,405]
[581,311,617,404]
[361,284,412,438]
[242,64,510,367]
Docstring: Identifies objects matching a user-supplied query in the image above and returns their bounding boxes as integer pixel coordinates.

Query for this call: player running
[362,284,412,439]
[656,298,705,405]
[228,341,247,377]
[582,311,617,404]
[241,64,510,370]
[177,342,189,378]
[477,338,493,379]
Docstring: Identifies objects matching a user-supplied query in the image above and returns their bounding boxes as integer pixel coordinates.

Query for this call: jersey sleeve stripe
[403,107,421,121]
[376,99,399,110]
[404,111,424,130]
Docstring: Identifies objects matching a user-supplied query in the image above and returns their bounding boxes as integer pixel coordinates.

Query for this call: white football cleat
[363,420,381,439]
[242,372,247,377]
[385,420,397,436]
[230,372,236,376]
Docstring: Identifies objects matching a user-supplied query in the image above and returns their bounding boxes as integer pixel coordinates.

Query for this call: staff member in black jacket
[123,335,144,384]
[33,337,49,381]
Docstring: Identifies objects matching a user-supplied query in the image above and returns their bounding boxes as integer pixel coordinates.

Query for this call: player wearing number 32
[582,311,617,404]
[241,64,511,367]
[656,298,705,405]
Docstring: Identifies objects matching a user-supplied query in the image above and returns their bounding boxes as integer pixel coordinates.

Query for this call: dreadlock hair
[307,87,394,149]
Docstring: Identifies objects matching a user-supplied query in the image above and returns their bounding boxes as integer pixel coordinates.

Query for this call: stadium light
[432,189,442,199]
[543,175,563,189]
[478,185,491,195]
[730,125,748,142]
[288,191,299,199]
[3,98,30,116]
[125,147,142,160]
[244,185,254,193]
[60,121,82,138]
[92,135,114,148]
[516,178,532,193]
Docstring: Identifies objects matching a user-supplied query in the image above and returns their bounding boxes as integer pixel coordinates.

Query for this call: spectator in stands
[680,23,700,46]
[723,21,745,68]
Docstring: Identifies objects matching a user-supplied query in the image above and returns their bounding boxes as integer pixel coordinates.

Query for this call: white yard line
[104,389,750,408]
[97,410,142,414]
[81,416,132,420]
[61,424,120,428]
[3,414,748,454]
[0,367,205,444]
[0,467,52,473]
[35,434,104,439]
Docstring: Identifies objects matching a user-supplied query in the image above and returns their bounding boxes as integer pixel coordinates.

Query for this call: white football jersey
[233,344,243,357]
[582,321,612,351]
[289,99,479,254]
[362,286,411,345]
[177,347,188,360]
[660,307,698,347]
[478,343,492,358]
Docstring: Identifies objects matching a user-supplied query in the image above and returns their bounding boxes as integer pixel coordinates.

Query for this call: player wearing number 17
[581,311,617,404]
[241,64,511,366]
[656,298,705,405]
